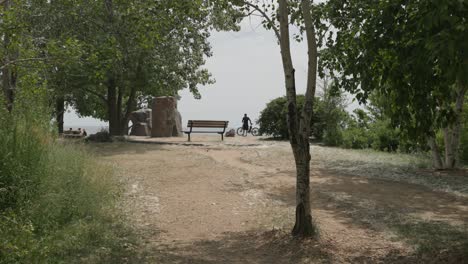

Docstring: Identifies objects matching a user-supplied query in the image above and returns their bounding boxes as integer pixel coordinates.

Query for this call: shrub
[86,130,112,143]
[257,96,296,139]
[341,127,371,149]
[369,119,400,152]
[323,127,343,146]
[257,95,331,139]
[0,109,136,263]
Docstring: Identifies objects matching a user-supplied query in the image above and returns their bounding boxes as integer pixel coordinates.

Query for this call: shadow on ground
[86,142,165,157]
[263,169,468,263]
[147,230,331,264]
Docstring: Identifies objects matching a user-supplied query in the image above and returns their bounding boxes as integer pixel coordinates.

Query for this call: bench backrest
[187,120,229,128]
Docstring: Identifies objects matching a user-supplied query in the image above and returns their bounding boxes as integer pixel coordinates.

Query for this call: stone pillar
[151,96,183,137]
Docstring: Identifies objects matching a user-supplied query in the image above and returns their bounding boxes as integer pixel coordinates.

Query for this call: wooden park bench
[184,120,229,141]
[62,130,85,139]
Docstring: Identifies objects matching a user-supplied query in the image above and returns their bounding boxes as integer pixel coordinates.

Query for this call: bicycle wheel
[251,127,259,136]
[236,127,244,136]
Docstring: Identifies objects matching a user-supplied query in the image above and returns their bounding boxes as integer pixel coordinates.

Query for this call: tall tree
[65,0,240,135]
[243,0,320,237]
[1,0,241,135]
[322,0,468,169]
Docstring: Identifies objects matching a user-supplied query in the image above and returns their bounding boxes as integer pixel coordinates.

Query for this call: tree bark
[121,57,142,136]
[56,96,65,134]
[107,77,121,136]
[291,0,318,237]
[278,0,316,237]
[2,62,15,113]
[1,0,16,112]
[448,80,466,168]
[246,0,318,237]
[443,127,454,168]
[428,136,444,170]
[442,80,467,169]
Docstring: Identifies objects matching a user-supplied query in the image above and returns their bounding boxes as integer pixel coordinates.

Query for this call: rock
[225,129,235,137]
[86,130,112,142]
[151,96,183,137]
[129,108,152,136]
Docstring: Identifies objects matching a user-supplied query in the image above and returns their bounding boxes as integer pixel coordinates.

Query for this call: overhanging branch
[243,1,281,42]
[0,57,50,70]
[83,87,107,102]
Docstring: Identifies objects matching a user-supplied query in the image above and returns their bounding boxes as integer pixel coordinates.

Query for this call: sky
[65,17,355,129]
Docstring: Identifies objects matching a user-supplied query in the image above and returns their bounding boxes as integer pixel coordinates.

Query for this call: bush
[86,130,112,143]
[323,128,343,146]
[0,109,136,263]
[341,127,371,149]
[257,96,296,139]
[257,95,333,139]
[369,119,400,152]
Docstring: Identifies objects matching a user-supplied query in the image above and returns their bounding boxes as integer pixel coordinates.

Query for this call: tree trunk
[122,86,137,136]
[291,137,314,236]
[122,56,143,134]
[443,127,455,169]
[443,80,467,169]
[107,78,121,136]
[278,0,315,237]
[292,0,318,237]
[448,80,467,168]
[428,136,444,169]
[117,86,123,132]
[2,0,15,112]
[56,96,65,134]
[2,64,15,113]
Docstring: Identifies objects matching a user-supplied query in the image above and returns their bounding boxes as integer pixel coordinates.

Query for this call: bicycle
[236,126,260,136]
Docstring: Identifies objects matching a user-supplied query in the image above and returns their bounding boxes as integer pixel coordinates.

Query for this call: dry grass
[312,145,468,196]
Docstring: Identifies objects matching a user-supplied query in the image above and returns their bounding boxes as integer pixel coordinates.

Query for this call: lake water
[64,125,108,135]
[64,125,241,135]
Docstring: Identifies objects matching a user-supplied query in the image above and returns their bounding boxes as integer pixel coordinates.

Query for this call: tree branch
[83,87,107,102]
[0,57,50,70]
[300,0,318,133]
[243,1,281,42]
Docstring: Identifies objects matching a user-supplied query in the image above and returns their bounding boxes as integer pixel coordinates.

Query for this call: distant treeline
[258,90,468,165]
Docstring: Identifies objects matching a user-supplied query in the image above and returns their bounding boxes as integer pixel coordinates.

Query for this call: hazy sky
[65,17,348,128]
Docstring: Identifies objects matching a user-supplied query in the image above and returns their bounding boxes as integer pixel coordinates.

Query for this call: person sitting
[82,129,87,137]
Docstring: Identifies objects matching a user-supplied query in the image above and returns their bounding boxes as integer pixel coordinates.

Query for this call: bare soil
[91,136,468,263]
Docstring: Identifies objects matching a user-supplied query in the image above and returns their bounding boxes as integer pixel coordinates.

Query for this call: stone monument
[129,108,152,136]
[151,96,183,137]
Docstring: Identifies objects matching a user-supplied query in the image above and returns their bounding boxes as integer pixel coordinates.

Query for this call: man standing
[242,114,252,136]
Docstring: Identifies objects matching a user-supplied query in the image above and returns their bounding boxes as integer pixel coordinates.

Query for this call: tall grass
[0,107,137,263]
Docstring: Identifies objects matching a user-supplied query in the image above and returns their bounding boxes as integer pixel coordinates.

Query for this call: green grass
[394,220,468,262]
[316,190,468,263]
[0,112,139,263]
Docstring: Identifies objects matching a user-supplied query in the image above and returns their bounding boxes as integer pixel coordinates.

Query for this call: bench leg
[221,133,224,141]
[188,133,191,142]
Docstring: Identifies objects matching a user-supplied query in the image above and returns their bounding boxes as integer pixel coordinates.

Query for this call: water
[63,126,240,135]
[64,125,108,135]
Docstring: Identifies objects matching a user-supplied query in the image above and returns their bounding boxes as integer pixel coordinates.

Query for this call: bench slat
[187,121,228,128]
[185,120,229,142]
[188,121,227,125]
[184,131,223,134]
[189,125,228,128]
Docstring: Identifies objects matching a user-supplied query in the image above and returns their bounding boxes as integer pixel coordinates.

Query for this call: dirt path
[94,137,468,263]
